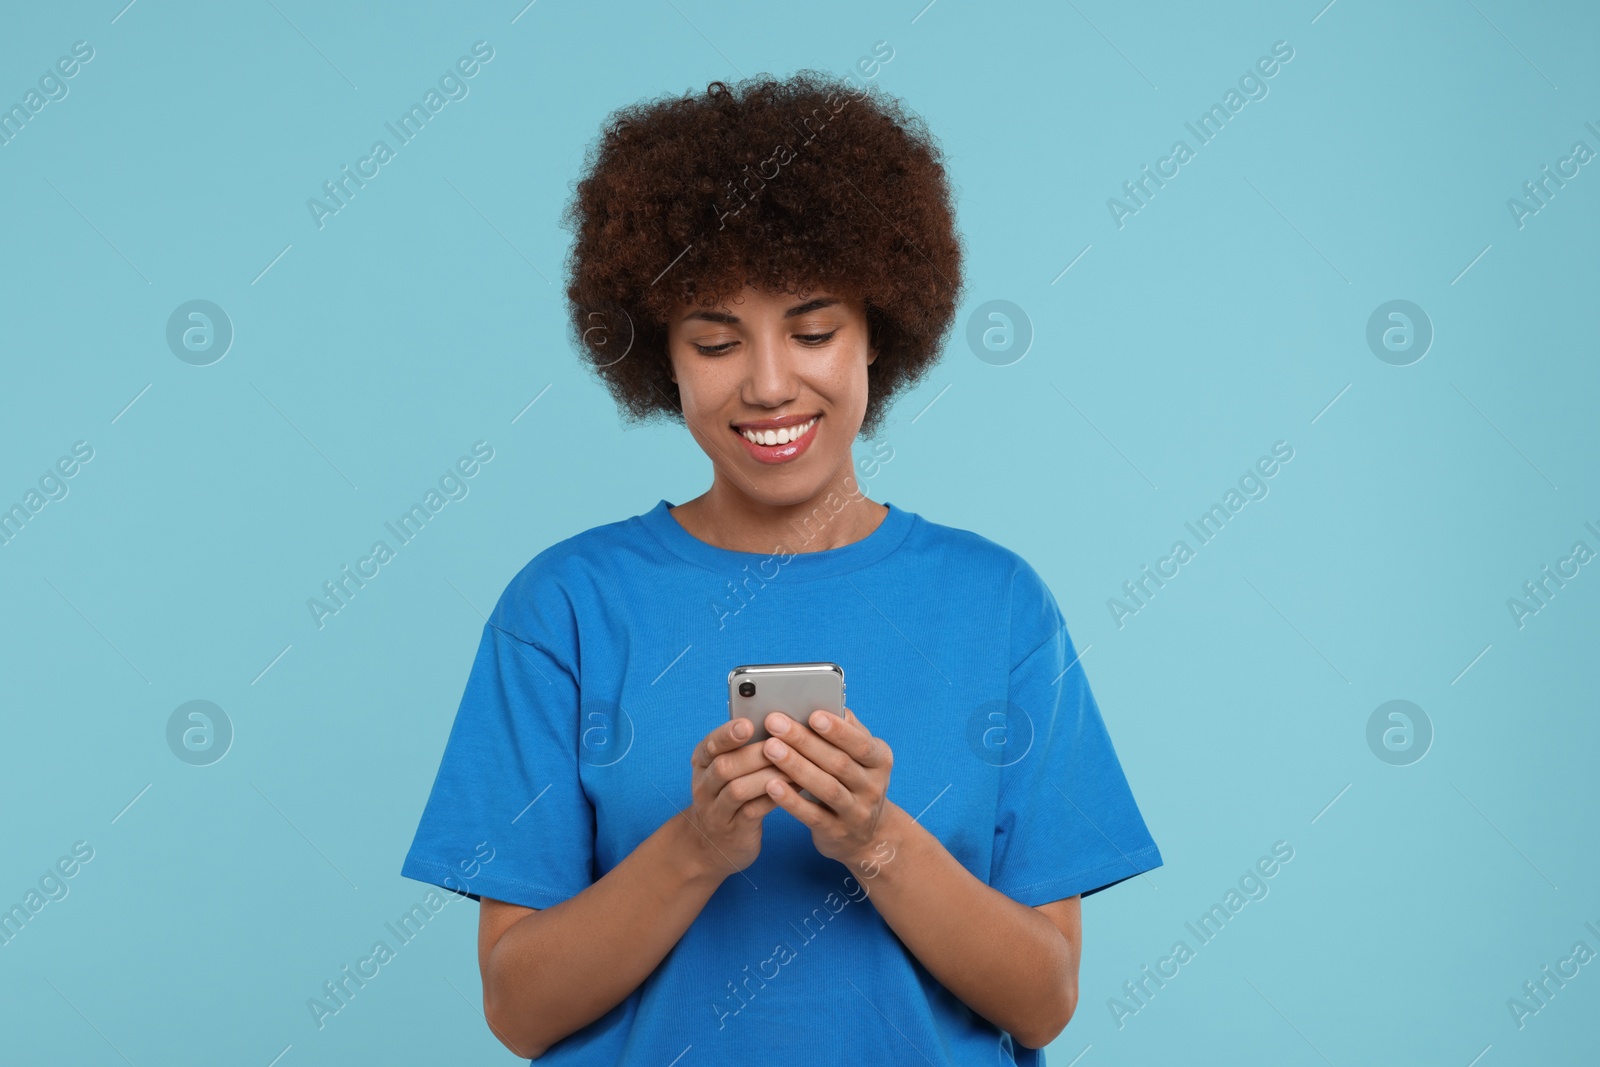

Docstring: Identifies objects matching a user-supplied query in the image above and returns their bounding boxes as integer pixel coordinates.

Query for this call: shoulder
[903,507,1066,661]
[903,508,1055,597]
[486,508,658,643]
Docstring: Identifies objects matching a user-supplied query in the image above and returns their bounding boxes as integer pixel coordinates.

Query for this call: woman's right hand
[681,717,787,879]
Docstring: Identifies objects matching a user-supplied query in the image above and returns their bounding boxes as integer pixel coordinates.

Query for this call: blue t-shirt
[402,499,1161,1064]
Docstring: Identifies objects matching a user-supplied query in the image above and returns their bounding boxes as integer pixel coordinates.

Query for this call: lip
[731,415,820,465]
[732,412,820,431]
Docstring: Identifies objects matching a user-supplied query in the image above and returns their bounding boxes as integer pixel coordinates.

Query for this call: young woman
[402,71,1161,1064]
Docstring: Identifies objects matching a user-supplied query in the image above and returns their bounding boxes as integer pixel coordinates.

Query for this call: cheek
[665,348,700,404]
[670,352,735,420]
[823,350,872,416]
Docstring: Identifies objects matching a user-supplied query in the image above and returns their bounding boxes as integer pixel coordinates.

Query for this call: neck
[671,466,886,554]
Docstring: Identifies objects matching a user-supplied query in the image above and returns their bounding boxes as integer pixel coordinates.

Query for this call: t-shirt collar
[637,497,915,578]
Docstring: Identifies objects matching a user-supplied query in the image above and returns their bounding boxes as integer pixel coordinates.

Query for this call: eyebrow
[681,297,840,325]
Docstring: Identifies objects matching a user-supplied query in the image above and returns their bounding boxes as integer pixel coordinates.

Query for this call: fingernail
[813,712,829,732]
[732,719,749,739]
[767,739,787,758]
[768,714,789,735]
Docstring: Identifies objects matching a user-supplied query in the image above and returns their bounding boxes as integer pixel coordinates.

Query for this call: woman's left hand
[761,706,896,871]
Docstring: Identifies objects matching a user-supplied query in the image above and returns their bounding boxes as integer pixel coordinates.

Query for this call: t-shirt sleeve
[400,617,595,911]
[989,567,1162,905]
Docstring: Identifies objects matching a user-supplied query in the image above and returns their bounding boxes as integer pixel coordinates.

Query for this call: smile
[739,417,817,446]
[730,416,820,465]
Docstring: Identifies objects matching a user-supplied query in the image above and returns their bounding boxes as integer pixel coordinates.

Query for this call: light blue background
[2,0,1596,1063]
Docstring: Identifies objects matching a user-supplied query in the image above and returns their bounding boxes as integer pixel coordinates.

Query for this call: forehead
[676,285,858,325]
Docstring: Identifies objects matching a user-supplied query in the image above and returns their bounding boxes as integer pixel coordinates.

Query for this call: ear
[865,343,879,367]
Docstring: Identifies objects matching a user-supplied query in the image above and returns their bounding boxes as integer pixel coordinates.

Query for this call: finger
[694,716,761,770]
[836,706,870,740]
[764,774,830,825]
[763,736,849,812]
[711,764,789,823]
[765,711,867,789]
[736,793,780,821]
[805,706,888,770]
[700,743,777,799]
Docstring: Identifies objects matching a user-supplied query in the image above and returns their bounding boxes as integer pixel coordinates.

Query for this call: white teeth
[741,418,815,446]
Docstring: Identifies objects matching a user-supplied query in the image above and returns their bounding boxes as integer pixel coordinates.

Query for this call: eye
[797,330,838,346]
[692,341,736,355]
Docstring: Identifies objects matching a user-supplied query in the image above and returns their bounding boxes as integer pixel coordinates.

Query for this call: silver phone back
[728,662,845,742]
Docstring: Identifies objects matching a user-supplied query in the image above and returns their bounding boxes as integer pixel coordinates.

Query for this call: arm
[759,708,1081,1049]
[476,815,723,1059]
[850,802,1082,1048]
[477,716,786,1059]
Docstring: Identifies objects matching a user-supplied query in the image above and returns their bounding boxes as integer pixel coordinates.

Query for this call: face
[666,284,878,507]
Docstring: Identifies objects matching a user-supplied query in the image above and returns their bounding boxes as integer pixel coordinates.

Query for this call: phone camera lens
[738,681,756,698]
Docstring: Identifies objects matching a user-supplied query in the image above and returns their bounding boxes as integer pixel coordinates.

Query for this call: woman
[401,71,1161,1063]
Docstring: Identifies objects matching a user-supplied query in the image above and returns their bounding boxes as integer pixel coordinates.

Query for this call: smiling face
[666,284,878,509]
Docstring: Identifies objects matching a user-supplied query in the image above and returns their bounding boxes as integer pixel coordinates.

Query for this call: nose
[740,328,799,409]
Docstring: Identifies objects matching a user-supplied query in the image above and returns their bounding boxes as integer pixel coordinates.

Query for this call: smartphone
[728,662,845,804]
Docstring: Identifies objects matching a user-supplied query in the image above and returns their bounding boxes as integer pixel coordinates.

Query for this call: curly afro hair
[560,70,964,439]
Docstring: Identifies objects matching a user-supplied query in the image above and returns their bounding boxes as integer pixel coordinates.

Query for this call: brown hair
[560,70,964,438]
